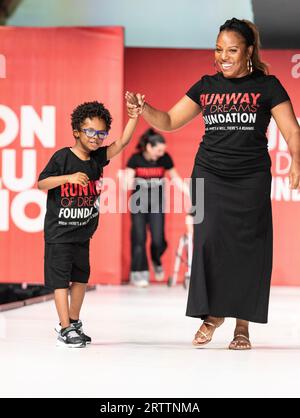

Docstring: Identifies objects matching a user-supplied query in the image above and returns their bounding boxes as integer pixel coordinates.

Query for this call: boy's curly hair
[71,101,112,131]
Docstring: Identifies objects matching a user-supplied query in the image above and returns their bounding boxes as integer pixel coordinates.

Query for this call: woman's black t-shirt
[186,70,290,177]
[127,152,174,212]
[127,152,174,180]
[38,146,109,243]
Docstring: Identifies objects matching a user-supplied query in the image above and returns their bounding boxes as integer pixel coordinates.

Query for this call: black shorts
[44,241,90,290]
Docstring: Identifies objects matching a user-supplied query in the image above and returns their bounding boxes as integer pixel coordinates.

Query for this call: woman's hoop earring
[247,58,253,73]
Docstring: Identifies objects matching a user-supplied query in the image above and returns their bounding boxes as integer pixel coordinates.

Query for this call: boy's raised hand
[67,172,89,187]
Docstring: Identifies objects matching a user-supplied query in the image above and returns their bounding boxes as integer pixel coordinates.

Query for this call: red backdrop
[0,28,299,286]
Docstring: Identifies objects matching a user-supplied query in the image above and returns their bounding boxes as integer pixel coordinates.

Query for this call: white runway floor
[1,285,300,398]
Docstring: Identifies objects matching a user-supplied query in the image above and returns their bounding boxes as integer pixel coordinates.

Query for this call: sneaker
[130,271,149,287]
[56,326,86,348]
[71,320,92,344]
[152,262,165,281]
[55,320,92,344]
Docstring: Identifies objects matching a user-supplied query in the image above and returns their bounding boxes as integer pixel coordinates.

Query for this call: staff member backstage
[125,128,190,287]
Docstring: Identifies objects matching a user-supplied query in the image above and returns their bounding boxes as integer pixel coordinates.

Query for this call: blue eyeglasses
[80,128,108,140]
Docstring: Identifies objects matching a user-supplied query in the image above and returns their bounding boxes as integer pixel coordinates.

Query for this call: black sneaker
[71,320,92,344]
[55,320,92,344]
[56,326,86,348]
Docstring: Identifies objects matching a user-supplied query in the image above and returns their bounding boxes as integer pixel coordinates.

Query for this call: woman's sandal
[192,318,224,347]
[228,334,252,350]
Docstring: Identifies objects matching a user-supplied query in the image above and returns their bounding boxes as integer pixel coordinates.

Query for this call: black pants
[130,212,167,272]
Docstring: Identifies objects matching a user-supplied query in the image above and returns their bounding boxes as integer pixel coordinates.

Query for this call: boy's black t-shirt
[38,146,109,243]
[186,70,290,176]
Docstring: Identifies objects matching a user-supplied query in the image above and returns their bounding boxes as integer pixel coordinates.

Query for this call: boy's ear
[73,129,80,139]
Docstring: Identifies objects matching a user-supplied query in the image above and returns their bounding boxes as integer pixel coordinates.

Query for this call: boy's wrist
[128,114,139,120]
[63,174,70,184]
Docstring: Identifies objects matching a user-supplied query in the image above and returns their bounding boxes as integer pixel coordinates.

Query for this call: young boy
[38,101,138,348]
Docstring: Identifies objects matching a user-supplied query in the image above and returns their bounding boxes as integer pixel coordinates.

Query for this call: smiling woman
[215,18,268,78]
[125,17,300,351]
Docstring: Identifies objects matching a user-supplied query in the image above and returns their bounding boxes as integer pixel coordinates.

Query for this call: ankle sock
[58,319,78,329]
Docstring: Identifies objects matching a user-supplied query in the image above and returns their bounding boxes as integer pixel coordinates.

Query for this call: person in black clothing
[125,18,300,349]
[125,128,189,287]
[38,101,139,348]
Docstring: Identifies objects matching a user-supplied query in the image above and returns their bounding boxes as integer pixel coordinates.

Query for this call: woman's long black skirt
[186,165,273,324]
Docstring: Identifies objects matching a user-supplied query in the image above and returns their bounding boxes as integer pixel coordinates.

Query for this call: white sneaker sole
[56,339,86,348]
[154,274,165,281]
[132,280,149,288]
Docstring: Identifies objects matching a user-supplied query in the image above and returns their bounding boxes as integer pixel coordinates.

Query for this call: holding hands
[125,91,145,118]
